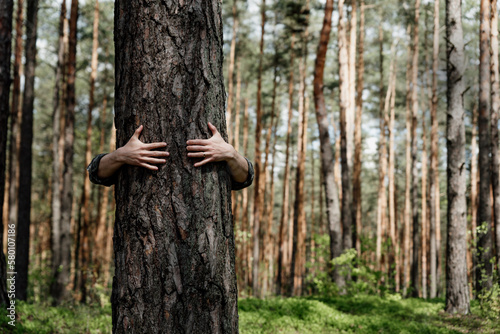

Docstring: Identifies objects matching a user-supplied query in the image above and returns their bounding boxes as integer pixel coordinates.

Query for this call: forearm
[97,149,125,179]
[226,148,249,183]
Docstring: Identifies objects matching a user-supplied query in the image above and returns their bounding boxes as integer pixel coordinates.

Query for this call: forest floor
[0,294,498,333]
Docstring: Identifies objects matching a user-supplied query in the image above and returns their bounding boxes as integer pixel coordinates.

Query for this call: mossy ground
[0,295,497,333]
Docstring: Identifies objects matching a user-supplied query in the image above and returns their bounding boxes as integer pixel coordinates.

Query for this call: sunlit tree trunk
[490,0,500,276]
[429,0,440,299]
[445,0,470,314]
[421,116,428,299]
[313,0,343,288]
[7,0,23,235]
[353,0,364,256]
[338,0,353,280]
[51,0,78,305]
[226,0,238,145]
[477,0,493,293]
[252,0,266,297]
[468,104,478,298]
[0,0,13,306]
[277,34,295,295]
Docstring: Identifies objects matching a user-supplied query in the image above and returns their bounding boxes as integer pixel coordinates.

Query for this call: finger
[133,125,143,138]
[139,163,158,171]
[194,157,213,167]
[186,139,209,146]
[186,145,208,152]
[187,152,205,158]
[208,122,218,136]
[147,150,170,157]
[140,157,167,164]
[143,142,167,150]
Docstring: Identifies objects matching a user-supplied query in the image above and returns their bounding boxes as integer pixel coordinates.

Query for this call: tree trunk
[477,0,493,293]
[7,0,23,236]
[51,0,67,297]
[313,0,343,288]
[421,114,428,299]
[113,0,238,331]
[490,0,500,279]
[51,0,78,305]
[410,0,421,298]
[226,0,238,145]
[79,0,99,304]
[338,0,353,282]
[252,0,266,297]
[353,0,364,256]
[429,0,440,299]
[0,0,13,307]
[16,0,38,301]
[241,92,251,290]
[445,0,470,314]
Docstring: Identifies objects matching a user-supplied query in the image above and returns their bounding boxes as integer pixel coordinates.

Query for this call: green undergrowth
[0,294,497,333]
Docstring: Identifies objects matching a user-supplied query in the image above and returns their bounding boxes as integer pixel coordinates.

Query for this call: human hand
[117,125,169,171]
[186,122,236,167]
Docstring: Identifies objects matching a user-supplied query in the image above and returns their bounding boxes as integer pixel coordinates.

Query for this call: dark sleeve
[87,153,118,187]
[231,157,254,191]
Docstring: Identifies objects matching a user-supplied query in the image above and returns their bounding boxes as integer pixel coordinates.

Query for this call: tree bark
[410,0,421,298]
[7,0,23,235]
[226,0,238,145]
[113,0,238,331]
[0,0,13,307]
[477,0,493,293]
[429,0,440,299]
[16,0,38,301]
[353,0,364,256]
[490,0,500,279]
[252,0,266,297]
[445,0,470,314]
[51,0,78,305]
[313,0,343,287]
[51,0,67,298]
[79,0,99,303]
[277,34,295,296]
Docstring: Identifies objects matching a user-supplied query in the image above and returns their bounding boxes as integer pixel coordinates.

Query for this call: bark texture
[477,0,493,293]
[113,0,238,332]
[445,0,470,314]
[313,0,343,287]
[0,0,13,307]
[16,0,38,301]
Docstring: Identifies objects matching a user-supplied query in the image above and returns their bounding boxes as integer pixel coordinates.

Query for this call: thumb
[133,125,143,139]
[208,122,218,136]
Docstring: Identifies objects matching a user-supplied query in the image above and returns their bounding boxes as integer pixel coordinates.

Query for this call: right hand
[117,125,170,171]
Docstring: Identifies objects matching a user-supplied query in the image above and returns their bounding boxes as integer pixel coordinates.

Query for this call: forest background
[0,0,499,332]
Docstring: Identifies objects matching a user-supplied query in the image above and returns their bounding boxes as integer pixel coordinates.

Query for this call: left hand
[186,122,236,167]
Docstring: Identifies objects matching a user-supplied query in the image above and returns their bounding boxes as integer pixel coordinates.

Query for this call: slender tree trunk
[376,25,386,271]
[51,0,78,305]
[113,0,238,331]
[477,0,493,293]
[241,92,251,290]
[468,104,478,297]
[445,0,470,314]
[51,0,67,296]
[313,0,343,288]
[16,0,38,301]
[79,0,99,304]
[338,0,353,282]
[410,0,421,298]
[388,56,398,291]
[353,0,364,256]
[429,0,440,299]
[0,0,13,307]
[7,0,23,235]
[490,0,500,278]
[404,23,412,296]
[277,34,295,296]
[252,0,266,297]
[226,0,238,145]
[421,115,428,299]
